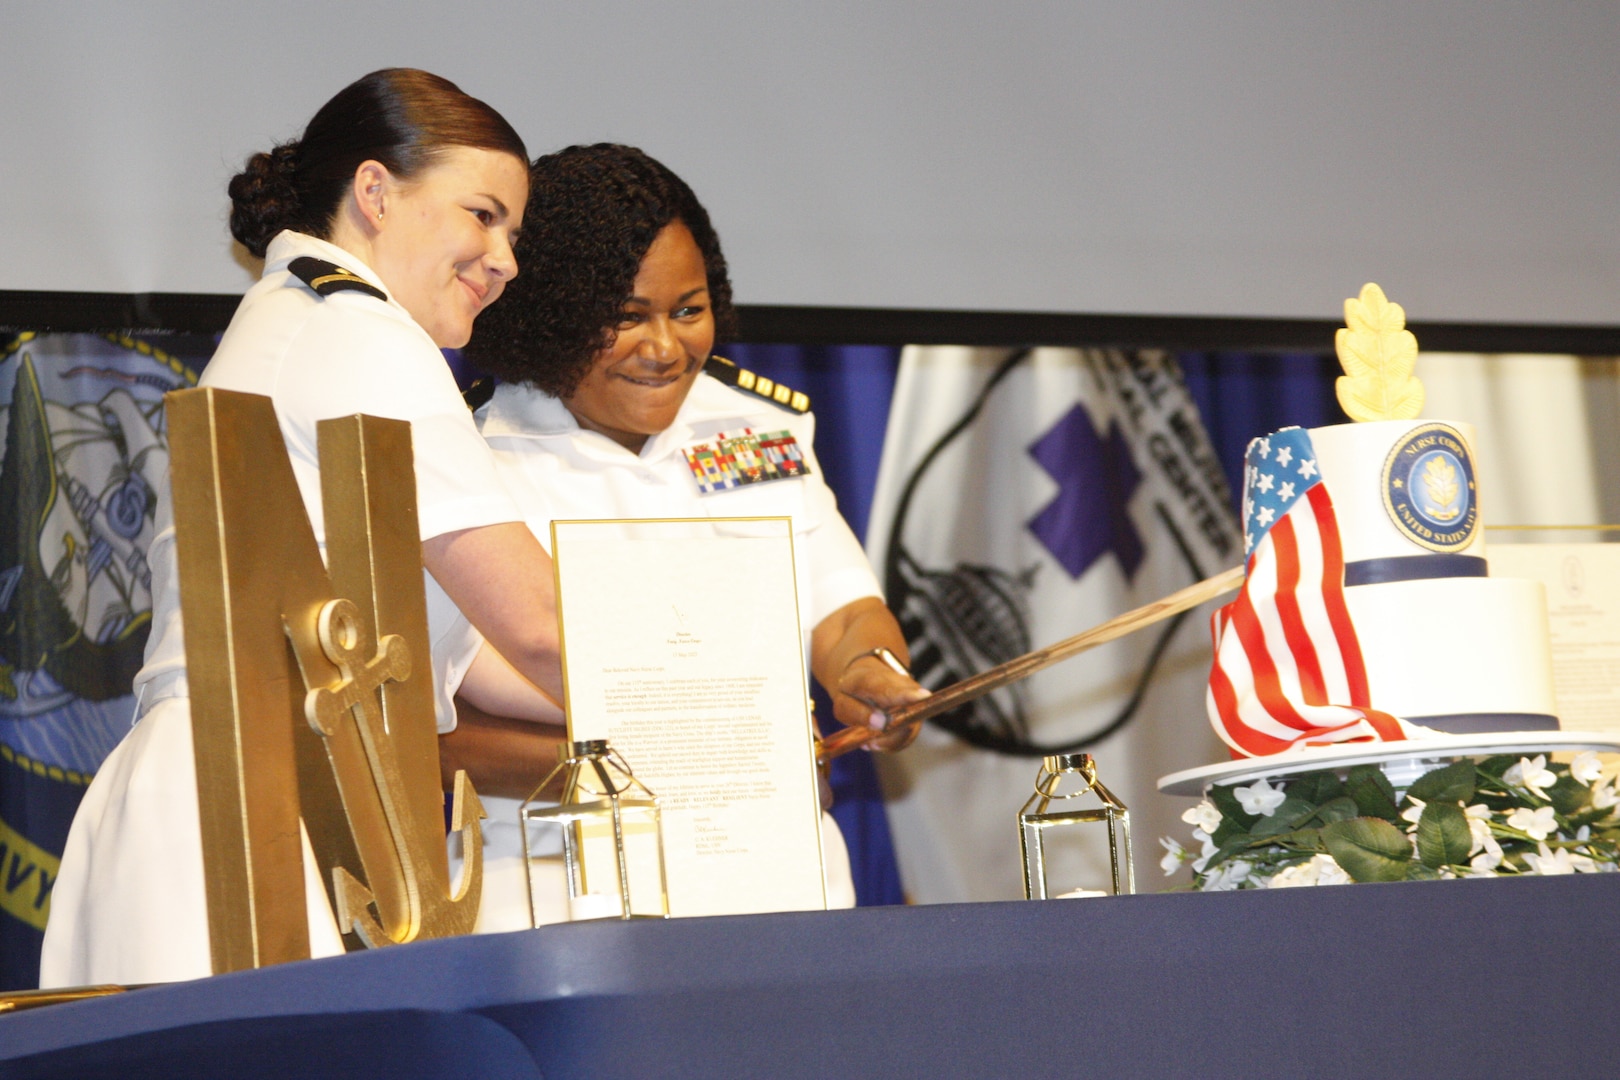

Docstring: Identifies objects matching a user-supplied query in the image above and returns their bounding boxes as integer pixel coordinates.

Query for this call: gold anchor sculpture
[168,388,483,973]
[303,598,483,946]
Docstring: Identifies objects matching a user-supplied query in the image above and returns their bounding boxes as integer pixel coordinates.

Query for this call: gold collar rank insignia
[287,257,389,303]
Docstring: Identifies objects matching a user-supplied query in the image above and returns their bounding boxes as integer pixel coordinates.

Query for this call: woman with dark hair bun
[226,68,527,260]
[462,144,926,916]
[41,70,567,986]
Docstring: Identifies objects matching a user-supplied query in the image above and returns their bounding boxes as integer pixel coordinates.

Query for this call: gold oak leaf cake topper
[1335,283,1425,422]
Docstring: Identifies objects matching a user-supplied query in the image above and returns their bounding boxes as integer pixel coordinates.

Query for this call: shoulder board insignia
[703,355,810,414]
[287,256,388,302]
[462,377,496,412]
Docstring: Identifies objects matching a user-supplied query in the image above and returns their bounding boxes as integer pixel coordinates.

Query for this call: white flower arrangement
[1163,754,1620,890]
[1233,778,1287,817]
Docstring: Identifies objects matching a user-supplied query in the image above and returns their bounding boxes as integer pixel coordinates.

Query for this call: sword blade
[818,565,1244,764]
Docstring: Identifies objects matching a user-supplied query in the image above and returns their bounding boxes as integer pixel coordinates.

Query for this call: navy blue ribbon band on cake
[1344,554,1489,587]
[1414,713,1562,735]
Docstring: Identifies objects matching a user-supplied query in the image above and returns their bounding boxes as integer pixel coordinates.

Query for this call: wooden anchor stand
[817,565,1245,765]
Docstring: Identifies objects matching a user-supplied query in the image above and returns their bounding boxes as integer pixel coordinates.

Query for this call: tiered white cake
[1158,284,1596,800]
[1309,418,1559,733]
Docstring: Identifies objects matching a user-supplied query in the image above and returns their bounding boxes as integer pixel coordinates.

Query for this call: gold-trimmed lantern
[521,739,669,923]
[1019,753,1135,899]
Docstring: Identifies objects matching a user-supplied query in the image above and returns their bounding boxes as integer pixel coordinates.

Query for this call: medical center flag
[867,347,1237,902]
[1207,427,1404,756]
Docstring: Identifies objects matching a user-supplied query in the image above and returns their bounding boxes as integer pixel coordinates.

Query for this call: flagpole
[818,565,1245,764]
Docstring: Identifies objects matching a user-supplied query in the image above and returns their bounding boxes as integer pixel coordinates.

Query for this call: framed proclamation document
[550,518,828,916]
[1490,542,1620,736]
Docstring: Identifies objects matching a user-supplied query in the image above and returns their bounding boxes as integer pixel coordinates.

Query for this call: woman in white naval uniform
[41,70,567,986]
[457,144,929,917]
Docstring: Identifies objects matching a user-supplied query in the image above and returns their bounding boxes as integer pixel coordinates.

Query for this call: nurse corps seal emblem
[1382,422,1479,552]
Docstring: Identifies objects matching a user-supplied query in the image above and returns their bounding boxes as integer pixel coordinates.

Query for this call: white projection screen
[5,1,1619,324]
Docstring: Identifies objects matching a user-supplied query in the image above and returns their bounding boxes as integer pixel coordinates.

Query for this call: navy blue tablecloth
[2,874,1613,1078]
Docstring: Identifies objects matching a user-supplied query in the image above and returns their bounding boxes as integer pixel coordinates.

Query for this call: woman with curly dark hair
[459,144,926,916]
[466,143,738,428]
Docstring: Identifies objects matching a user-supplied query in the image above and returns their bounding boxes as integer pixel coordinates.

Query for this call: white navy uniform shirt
[476,373,881,649]
[467,374,877,918]
[135,230,519,732]
[45,230,528,987]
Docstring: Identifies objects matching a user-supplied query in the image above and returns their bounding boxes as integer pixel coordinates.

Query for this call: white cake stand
[1156,730,1620,797]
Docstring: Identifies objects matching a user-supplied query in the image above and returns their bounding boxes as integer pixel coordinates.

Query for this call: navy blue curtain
[1179,351,1345,507]
[724,345,907,907]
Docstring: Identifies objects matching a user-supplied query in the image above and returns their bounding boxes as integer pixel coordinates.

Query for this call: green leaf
[1270,828,1326,851]
[1286,770,1345,805]
[1210,783,1259,830]
[1548,772,1590,817]
[1251,797,1319,837]
[1346,765,1401,822]
[1406,862,1442,881]
[1210,817,1247,846]
[1415,801,1472,869]
[1567,807,1611,832]
[1320,817,1413,882]
[1475,755,1518,780]
[1406,760,1475,805]
[1312,796,1362,825]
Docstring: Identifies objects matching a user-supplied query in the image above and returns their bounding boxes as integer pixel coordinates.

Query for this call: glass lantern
[521,739,669,923]
[1018,752,1135,899]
